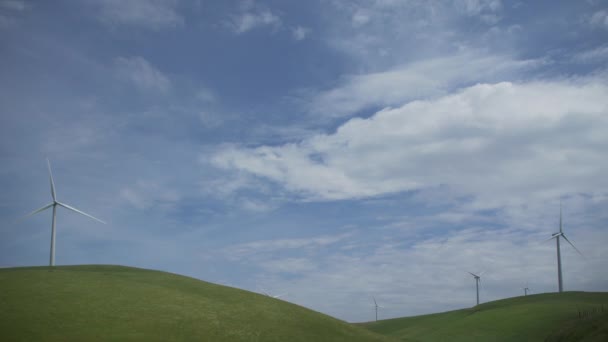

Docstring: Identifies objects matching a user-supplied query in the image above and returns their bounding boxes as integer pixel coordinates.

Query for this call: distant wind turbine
[523,285,530,296]
[372,296,384,322]
[468,271,484,305]
[261,289,287,299]
[546,202,583,293]
[22,159,105,266]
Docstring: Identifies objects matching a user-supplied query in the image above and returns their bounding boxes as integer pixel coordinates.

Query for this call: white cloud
[455,0,502,16]
[324,0,508,68]
[572,45,608,64]
[228,205,608,321]
[228,9,281,34]
[590,9,608,29]
[96,0,183,30]
[213,79,608,208]
[292,26,311,41]
[226,233,351,259]
[311,52,543,117]
[114,56,171,93]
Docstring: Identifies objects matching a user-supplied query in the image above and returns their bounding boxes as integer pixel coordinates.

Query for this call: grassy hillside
[0,265,393,342]
[361,292,608,342]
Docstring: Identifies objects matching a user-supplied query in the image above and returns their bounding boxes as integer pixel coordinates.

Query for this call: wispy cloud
[310,52,544,118]
[590,9,608,30]
[114,56,171,93]
[0,0,30,28]
[0,0,27,11]
[95,0,183,30]
[291,26,311,41]
[572,45,608,64]
[227,8,281,34]
[119,180,180,210]
[232,204,608,321]
[225,233,351,259]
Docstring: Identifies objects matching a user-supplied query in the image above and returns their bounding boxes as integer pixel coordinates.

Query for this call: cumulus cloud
[114,56,171,93]
[95,0,183,30]
[213,80,608,208]
[310,52,544,118]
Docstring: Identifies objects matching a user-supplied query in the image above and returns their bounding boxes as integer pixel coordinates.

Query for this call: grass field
[361,292,608,341]
[0,265,393,342]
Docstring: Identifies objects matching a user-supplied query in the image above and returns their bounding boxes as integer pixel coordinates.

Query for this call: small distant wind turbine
[468,271,484,305]
[22,159,105,266]
[523,286,530,296]
[546,202,583,293]
[372,296,384,322]
[261,289,287,299]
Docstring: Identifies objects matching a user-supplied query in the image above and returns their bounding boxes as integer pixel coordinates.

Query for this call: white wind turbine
[22,159,105,266]
[467,271,484,306]
[546,202,583,293]
[261,289,287,299]
[372,296,384,322]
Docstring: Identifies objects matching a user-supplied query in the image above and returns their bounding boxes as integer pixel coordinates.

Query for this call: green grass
[361,292,608,341]
[0,265,393,342]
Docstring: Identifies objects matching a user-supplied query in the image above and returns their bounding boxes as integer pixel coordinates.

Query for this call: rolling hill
[361,292,608,341]
[0,265,393,342]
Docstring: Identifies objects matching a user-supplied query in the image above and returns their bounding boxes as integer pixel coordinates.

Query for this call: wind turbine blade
[559,200,563,233]
[57,202,105,224]
[467,272,478,278]
[561,234,584,257]
[21,203,54,219]
[47,159,56,201]
[541,236,556,244]
[373,297,377,306]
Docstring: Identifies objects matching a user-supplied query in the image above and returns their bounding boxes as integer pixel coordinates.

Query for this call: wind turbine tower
[468,272,483,305]
[372,297,384,322]
[547,202,583,293]
[23,159,105,266]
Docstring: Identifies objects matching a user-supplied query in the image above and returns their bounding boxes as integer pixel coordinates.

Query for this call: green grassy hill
[0,265,393,342]
[361,292,608,342]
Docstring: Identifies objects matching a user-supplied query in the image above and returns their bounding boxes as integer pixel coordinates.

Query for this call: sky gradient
[1,0,607,322]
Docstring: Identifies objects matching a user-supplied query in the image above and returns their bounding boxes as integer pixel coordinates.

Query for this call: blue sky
[1,0,608,322]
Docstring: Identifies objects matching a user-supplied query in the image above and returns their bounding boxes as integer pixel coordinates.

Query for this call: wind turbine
[260,289,287,299]
[372,296,384,322]
[523,286,530,296]
[468,271,484,305]
[22,159,105,266]
[546,202,583,293]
